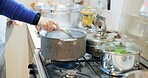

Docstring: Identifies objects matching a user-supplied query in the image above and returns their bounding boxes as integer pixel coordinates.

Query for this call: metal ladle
[60,29,75,39]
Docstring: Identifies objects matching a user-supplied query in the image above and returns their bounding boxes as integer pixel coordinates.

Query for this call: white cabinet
[5,23,30,78]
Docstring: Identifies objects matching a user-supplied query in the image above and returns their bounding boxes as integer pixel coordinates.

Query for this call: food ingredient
[114,48,127,54]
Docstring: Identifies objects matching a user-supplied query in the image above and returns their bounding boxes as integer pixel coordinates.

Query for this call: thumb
[40,22,48,31]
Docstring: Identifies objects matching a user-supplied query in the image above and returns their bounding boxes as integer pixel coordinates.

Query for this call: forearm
[0,0,60,32]
[0,0,37,24]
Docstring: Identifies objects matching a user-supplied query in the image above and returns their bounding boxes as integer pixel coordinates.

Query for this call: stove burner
[65,74,77,78]
[61,70,78,78]
[52,62,80,70]
[60,70,93,78]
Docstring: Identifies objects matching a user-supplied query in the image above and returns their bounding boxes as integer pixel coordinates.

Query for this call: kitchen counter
[27,24,41,49]
[27,24,41,64]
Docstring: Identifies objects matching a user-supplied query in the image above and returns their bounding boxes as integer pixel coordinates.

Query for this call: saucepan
[40,28,86,61]
[100,41,142,73]
[86,31,120,58]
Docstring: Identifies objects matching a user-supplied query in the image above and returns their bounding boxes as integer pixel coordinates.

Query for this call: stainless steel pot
[40,28,86,61]
[100,41,142,73]
[34,3,83,28]
[86,31,119,57]
[86,34,106,57]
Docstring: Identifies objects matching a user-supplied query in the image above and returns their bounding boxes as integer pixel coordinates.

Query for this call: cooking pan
[40,28,86,61]
[100,41,142,73]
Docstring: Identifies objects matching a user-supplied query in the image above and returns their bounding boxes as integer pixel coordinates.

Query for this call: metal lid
[100,41,142,55]
[34,3,83,13]
[40,28,86,39]
[86,31,119,46]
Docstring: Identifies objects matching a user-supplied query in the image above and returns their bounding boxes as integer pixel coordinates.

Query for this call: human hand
[7,19,22,26]
[37,16,60,32]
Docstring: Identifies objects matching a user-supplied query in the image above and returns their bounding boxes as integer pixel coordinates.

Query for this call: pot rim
[41,35,85,40]
[100,41,142,56]
[102,50,142,56]
[40,28,86,39]
[35,3,83,13]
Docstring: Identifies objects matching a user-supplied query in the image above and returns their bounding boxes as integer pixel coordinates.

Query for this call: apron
[0,15,7,78]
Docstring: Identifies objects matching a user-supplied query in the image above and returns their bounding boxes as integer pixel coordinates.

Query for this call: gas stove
[28,49,148,78]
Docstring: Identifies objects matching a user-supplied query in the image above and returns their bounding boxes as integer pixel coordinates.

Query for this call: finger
[48,21,54,32]
[47,21,51,32]
[53,22,60,30]
[42,23,48,31]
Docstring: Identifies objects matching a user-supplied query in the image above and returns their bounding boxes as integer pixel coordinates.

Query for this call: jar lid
[80,6,96,15]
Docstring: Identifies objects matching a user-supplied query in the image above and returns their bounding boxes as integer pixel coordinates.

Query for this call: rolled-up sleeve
[0,0,36,24]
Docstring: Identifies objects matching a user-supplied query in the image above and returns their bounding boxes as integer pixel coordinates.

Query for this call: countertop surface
[27,24,41,49]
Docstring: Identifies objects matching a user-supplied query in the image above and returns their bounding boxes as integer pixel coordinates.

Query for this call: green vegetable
[114,48,127,54]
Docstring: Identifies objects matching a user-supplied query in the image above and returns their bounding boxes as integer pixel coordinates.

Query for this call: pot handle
[58,39,77,46]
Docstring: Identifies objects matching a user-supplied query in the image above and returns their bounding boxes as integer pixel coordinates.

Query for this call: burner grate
[34,50,148,78]
[51,61,80,70]
[38,52,101,78]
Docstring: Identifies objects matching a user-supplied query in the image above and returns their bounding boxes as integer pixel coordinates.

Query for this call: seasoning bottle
[80,6,96,30]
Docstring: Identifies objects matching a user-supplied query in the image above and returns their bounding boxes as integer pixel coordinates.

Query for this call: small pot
[40,28,86,61]
[86,31,119,57]
[86,37,106,57]
[100,41,142,73]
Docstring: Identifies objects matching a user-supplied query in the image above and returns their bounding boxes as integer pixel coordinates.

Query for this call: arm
[0,0,36,24]
[0,0,60,31]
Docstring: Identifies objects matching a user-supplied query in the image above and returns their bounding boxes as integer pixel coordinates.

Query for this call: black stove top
[31,50,148,78]
[40,54,102,78]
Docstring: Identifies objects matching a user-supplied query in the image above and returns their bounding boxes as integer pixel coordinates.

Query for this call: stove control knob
[28,64,34,69]
[29,70,35,74]
[28,64,37,69]
[29,70,37,78]
[29,69,38,75]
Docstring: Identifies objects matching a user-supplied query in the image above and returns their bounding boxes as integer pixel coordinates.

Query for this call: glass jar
[81,6,96,31]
